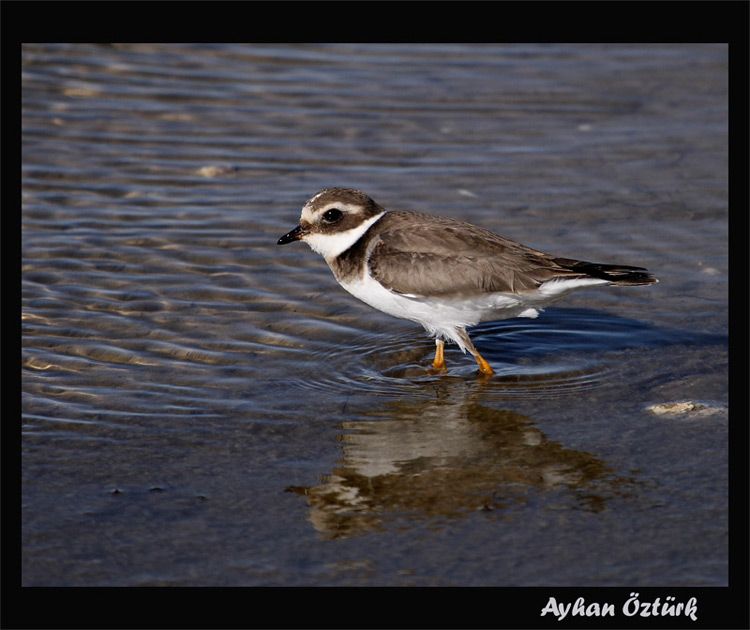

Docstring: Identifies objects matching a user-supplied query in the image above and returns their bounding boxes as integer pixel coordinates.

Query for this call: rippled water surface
[22,44,727,586]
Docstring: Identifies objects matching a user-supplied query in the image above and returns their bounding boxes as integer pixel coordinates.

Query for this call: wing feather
[367,212,576,297]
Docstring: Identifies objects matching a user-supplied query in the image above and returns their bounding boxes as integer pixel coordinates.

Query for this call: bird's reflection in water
[287,381,636,539]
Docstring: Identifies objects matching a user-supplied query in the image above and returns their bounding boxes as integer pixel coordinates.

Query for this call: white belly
[329,253,612,352]
[338,269,537,342]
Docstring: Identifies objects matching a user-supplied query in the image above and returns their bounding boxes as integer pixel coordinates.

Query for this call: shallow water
[22,44,727,585]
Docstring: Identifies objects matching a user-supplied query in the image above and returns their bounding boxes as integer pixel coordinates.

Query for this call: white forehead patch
[300,201,366,224]
[303,211,385,261]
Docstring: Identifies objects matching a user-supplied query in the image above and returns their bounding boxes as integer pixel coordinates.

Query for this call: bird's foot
[474,354,495,378]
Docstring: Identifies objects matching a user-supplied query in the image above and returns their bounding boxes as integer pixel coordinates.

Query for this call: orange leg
[473,350,495,376]
[456,328,495,377]
[431,339,447,372]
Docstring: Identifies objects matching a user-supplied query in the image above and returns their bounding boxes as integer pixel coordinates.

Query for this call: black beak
[277,224,306,245]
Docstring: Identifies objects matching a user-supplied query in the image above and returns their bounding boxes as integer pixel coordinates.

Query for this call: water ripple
[20,42,728,587]
[285,307,722,401]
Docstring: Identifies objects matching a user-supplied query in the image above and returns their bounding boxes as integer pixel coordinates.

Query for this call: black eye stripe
[322,208,343,223]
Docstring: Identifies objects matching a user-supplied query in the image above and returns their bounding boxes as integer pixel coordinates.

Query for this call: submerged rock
[646,400,727,418]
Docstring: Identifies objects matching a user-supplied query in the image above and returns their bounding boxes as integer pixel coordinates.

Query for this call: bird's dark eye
[322,208,343,223]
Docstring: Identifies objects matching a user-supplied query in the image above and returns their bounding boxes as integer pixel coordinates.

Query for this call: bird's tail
[553,257,658,286]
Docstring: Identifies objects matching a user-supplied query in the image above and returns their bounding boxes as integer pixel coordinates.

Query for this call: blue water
[22,43,727,586]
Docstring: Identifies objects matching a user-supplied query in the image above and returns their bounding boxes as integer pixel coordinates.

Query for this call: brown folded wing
[367,212,578,297]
